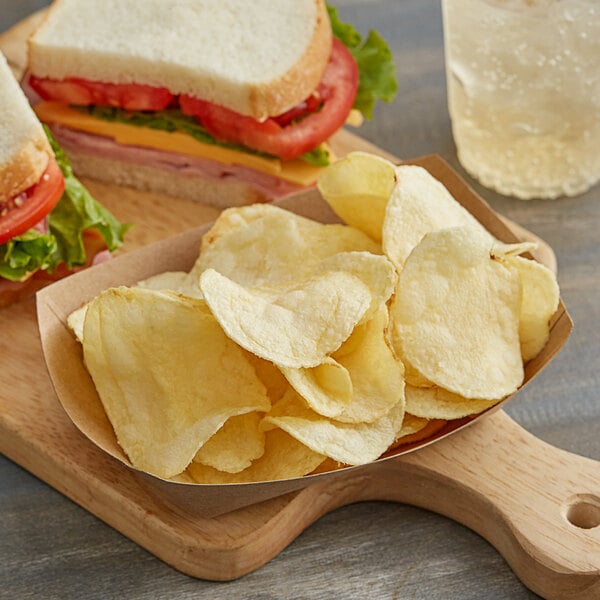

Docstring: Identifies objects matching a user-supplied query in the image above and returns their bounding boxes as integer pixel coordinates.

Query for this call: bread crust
[247,0,332,118]
[0,136,50,204]
[28,0,333,120]
[0,50,51,203]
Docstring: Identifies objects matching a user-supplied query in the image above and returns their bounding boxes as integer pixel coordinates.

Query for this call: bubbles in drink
[443,0,600,199]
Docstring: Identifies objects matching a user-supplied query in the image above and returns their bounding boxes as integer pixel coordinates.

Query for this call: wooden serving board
[1,15,599,600]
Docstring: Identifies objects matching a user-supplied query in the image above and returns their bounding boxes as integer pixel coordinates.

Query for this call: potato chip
[313,251,397,323]
[263,388,405,465]
[200,268,372,368]
[491,241,537,259]
[280,357,353,419]
[193,412,265,473]
[187,428,325,484]
[135,270,204,299]
[280,306,404,422]
[317,151,397,242]
[245,353,290,404]
[405,384,499,420]
[382,165,494,269]
[331,305,405,423]
[394,413,430,438]
[69,152,562,485]
[506,255,560,362]
[67,304,87,343]
[389,226,523,400]
[81,287,271,479]
[389,415,448,450]
[190,204,380,290]
[401,357,434,388]
[199,203,276,253]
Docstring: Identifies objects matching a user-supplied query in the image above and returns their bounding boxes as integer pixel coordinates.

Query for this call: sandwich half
[0,51,128,308]
[27,0,396,208]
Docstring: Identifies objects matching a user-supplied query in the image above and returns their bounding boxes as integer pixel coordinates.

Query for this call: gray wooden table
[1,1,598,599]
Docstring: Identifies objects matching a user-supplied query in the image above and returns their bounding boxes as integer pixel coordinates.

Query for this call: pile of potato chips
[68,152,560,484]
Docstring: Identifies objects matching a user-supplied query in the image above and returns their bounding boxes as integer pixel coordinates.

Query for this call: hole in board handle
[565,494,600,530]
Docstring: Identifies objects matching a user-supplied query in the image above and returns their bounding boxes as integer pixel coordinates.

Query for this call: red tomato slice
[0,157,65,244]
[29,75,174,111]
[179,38,359,160]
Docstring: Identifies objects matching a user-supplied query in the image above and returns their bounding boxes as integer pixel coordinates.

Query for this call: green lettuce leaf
[0,128,129,282]
[299,145,330,167]
[328,4,397,120]
[0,231,57,282]
[76,106,327,166]
[77,106,271,156]
[46,126,130,267]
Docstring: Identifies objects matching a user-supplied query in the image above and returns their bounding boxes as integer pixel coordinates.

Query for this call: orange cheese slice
[35,102,329,187]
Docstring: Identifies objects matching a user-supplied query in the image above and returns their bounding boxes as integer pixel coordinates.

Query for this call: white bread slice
[0,52,50,204]
[55,145,301,209]
[28,0,332,120]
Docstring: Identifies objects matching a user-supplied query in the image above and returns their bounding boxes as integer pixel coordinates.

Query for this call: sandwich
[26,0,397,208]
[0,51,128,308]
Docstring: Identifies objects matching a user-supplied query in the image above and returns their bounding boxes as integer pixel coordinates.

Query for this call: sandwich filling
[0,128,128,283]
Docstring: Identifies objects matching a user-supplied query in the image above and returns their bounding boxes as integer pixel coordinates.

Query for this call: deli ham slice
[48,124,306,201]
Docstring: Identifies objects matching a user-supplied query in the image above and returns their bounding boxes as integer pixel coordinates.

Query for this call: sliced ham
[49,124,306,200]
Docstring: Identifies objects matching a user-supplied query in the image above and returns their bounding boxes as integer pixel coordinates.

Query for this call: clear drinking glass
[442,0,600,200]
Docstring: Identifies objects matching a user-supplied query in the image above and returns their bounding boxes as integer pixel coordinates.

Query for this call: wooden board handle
[329,410,600,600]
[220,411,599,597]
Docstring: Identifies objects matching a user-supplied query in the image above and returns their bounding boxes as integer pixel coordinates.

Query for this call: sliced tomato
[272,93,324,128]
[0,157,65,244]
[29,75,174,111]
[179,38,359,161]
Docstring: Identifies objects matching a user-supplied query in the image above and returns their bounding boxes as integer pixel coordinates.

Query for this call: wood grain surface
[1,2,599,600]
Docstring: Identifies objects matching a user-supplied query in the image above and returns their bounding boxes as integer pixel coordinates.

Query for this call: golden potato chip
[280,306,405,422]
[187,428,325,484]
[280,357,353,419]
[405,384,499,420]
[382,165,493,269]
[67,304,87,343]
[200,268,372,368]
[263,388,405,465]
[394,413,430,438]
[245,353,291,404]
[313,251,396,323]
[191,204,380,290]
[389,226,523,400]
[317,151,397,242]
[136,270,205,299]
[193,412,265,473]
[331,304,405,423]
[506,255,560,362]
[81,287,270,479]
[199,203,276,252]
[389,415,448,450]
[401,357,434,388]
[491,241,537,259]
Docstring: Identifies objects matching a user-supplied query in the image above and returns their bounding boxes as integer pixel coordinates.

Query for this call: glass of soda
[442,0,600,200]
